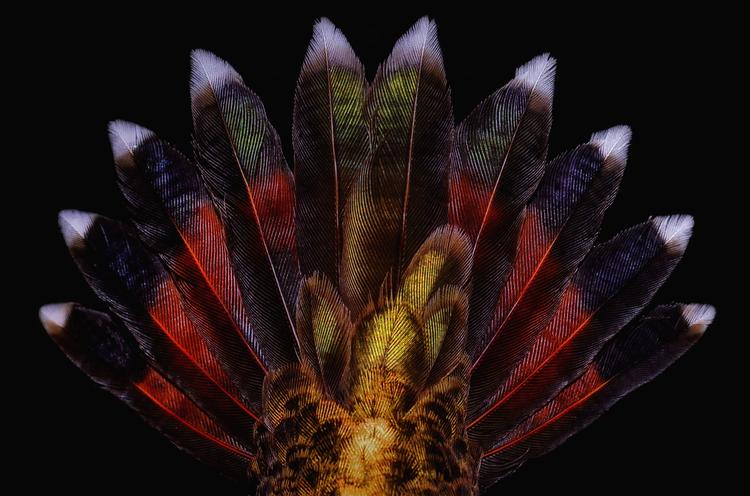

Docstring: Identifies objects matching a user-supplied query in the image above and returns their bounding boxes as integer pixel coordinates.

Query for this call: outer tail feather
[468,215,693,445]
[109,120,267,407]
[190,49,300,370]
[40,303,254,481]
[341,17,453,316]
[59,211,259,439]
[294,18,369,284]
[469,126,630,413]
[478,303,714,488]
[450,54,556,362]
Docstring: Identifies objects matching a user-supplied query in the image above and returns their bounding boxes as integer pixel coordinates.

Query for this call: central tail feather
[341,17,453,316]
[294,18,369,284]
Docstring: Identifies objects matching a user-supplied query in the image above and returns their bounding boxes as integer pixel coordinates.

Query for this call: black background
[24,6,737,494]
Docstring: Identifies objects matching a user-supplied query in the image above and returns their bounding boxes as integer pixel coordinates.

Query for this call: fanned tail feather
[294,18,369,284]
[59,211,259,439]
[109,121,266,408]
[40,303,254,481]
[468,215,693,445]
[478,303,714,488]
[450,54,556,362]
[341,17,453,316]
[469,126,631,414]
[190,50,300,370]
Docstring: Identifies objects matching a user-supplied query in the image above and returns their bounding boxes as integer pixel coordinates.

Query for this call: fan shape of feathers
[40,17,713,494]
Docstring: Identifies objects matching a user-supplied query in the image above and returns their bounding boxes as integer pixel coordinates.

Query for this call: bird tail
[41,17,712,492]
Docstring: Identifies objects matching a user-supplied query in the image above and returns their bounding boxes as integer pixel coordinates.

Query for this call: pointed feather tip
[108,120,155,166]
[39,303,74,336]
[590,125,632,166]
[681,304,715,336]
[305,17,360,70]
[190,49,241,93]
[515,53,556,100]
[59,210,97,247]
[652,214,694,254]
[387,16,443,72]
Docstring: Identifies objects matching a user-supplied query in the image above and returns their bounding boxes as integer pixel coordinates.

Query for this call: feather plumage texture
[191,49,300,370]
[40,303,255,480]
[294,19,369,285]
[43,16,711,495]
[110,121,266,408]
[477,303,713,488]
[341,17,453,315]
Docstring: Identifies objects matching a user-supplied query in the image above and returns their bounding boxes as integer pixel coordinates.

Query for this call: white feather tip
[190,49,240,90]
[681,304,716,336]
[307,18,359,70]
[59,210,96,247]
[653,215,694,254]
[388,17,442,70]
[108,120,154,165]
[590,125,632,165]
[515,53,556,98]
[39,303,74,336]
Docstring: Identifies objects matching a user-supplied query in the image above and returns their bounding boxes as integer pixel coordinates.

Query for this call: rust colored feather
[468,215,693,444]
[40,303,254,481]
[59,211,259,438]
[110,121,267,409]
[478,303,713,487]
[469,127,630,412]
[450,55,555,362]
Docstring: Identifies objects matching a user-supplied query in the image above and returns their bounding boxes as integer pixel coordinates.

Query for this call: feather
[469,126,630,410]
[294,18,369,284]
[478,303,714,487]
[109,121,266,408]
[190,49,300,369]
[40,303,254,480]
[450,54,556,361]
[350,298,427,417]
[400,225,472,311]
[341,17,453,316]
[468,215,693,445]
[295,273,354,400]
[423,285,468,384]
[59,211,258,439]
